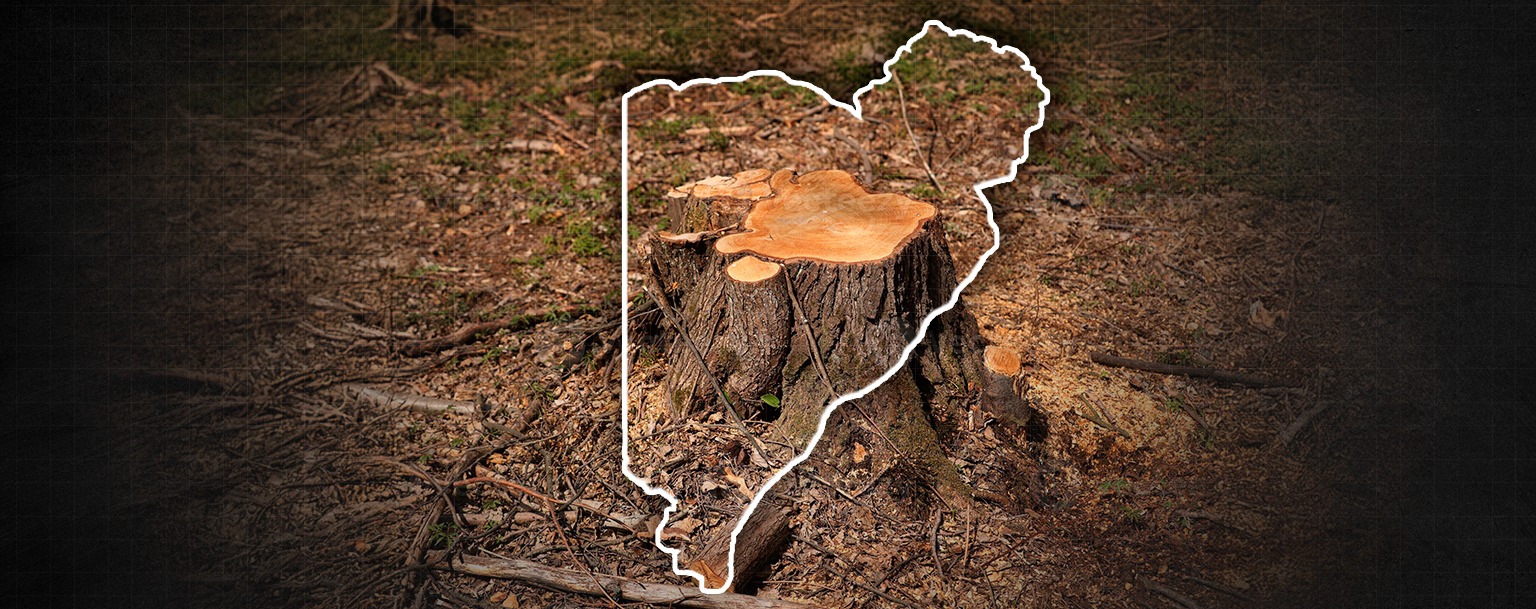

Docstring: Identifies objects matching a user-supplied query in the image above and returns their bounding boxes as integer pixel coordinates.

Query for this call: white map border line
[620,19,1050,594]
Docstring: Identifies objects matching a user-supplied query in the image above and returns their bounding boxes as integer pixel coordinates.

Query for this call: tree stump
[636,168,1033,586]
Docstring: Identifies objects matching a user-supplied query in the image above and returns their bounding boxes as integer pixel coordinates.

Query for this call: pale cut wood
[447,554,816,608]
[715,170,936,263]
[726,256,783,283]
[668,168,775,200]
[984,345,1021,376]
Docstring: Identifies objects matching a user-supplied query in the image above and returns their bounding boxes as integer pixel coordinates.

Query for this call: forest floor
[104,2,1436,608]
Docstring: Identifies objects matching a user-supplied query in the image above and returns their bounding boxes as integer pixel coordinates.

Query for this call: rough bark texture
[688,495,796,592]
[646,170,1035,508]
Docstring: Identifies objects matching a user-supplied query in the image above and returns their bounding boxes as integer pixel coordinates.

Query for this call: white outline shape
[620,20,1049,594]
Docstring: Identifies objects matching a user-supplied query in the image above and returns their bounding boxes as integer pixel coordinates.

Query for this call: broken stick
[445,554,816,609]
[341,384,479,416]
[399,305,582,356]
[1090,352,1293,388]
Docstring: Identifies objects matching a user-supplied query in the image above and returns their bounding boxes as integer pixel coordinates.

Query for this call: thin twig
[1090,352,1293,388]
[399,306,581,357]
[1075,395,1133,439]
[929,510,945,577]
[543,495,621,608]
[794,534,923,609]
[891,72,946,198]
[1269,401,1330,448]
[452,475,629,526]
[642,263,769,464]
[782,269,903,456]
[524,101,592,150]
[832,130,874,184]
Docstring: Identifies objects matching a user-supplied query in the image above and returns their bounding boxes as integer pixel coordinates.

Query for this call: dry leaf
[1248,300,1286,330]
[852,442,868,465]
[723,467,754,499]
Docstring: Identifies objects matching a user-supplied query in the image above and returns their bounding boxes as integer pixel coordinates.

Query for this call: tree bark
[687,494,796,592]
[633,169,1036,587]
[645,169,1033,498]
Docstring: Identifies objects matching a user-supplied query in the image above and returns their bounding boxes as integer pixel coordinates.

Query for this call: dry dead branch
[341,384,478,416]
[398,306,581,356]
[1090,352,1293,388]
[445,554,817,608]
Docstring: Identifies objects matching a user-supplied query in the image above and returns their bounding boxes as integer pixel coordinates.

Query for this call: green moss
[717,348,741,377]
[888,400,971,505]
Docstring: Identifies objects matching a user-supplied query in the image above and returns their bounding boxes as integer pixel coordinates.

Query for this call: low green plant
[427,522,460,548]
[1097,478,1130,493]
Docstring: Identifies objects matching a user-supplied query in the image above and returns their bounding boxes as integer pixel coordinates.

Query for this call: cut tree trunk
[645,169,1035,510]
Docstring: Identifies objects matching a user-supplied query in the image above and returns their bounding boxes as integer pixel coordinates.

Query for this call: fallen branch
[341,384,478,416]
[524,101,592,150]
[453,472,630,526]
[445,554,816,608]
[689,496,796,590]
[1270,401,1330,448]
[1090,352,1293,388]
[377,139,564,161]
[399,306,581,356]
[1139,576,1204,609]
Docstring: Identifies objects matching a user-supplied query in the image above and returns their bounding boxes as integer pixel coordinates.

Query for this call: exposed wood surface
[726,256,783,283]
[447,554,816,608]
[984,345,1022,376]
[1090,351,1293,388]
[668,168,775,200]
[714,169,936,263]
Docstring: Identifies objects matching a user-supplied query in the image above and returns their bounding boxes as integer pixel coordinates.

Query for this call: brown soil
[86,2,1435,608]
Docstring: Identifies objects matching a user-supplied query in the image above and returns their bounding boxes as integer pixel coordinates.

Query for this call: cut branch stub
[715,170,937,264]
[984,346,1021,376]
[727,256,783,283]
